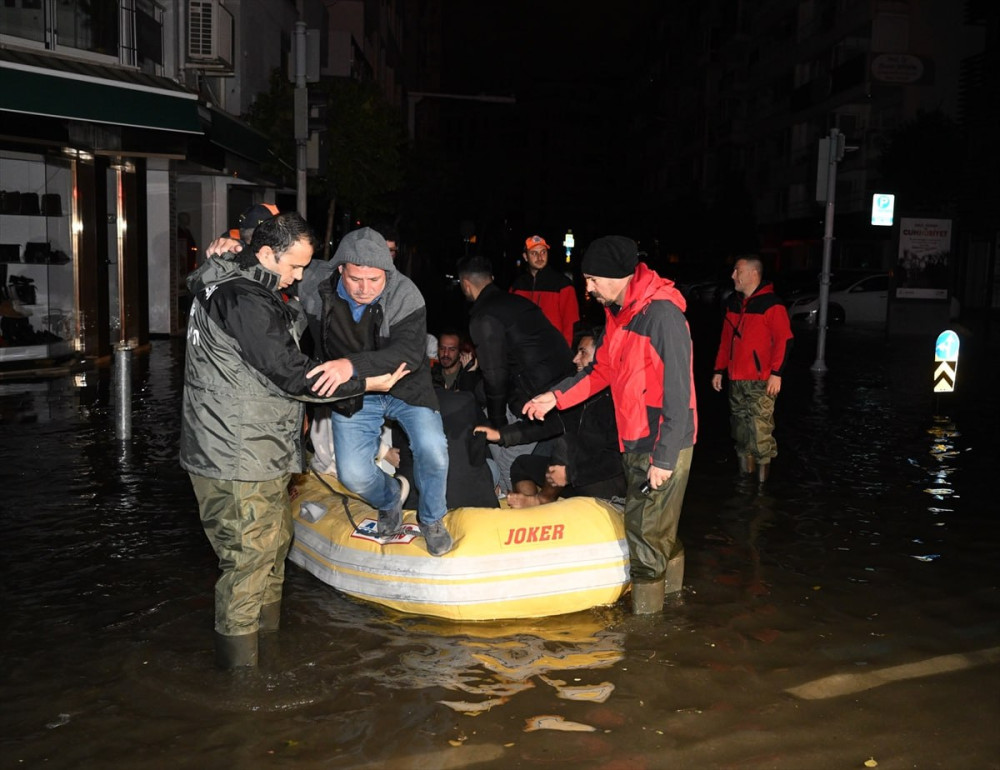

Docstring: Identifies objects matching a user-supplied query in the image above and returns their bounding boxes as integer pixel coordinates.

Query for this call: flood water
[2,318,998,770]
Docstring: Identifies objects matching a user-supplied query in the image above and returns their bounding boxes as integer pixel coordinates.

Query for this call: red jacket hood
[611,263,687,325]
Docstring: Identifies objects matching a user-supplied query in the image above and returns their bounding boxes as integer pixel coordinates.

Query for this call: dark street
[1,316,998,770]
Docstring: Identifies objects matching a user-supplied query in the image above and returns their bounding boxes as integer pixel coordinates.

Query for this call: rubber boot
[215,631,258,670]
[664,542,685,596]
[258,601,281,633]
[757,462,770,484]
[737,454,757,475]
[630,579,666,614]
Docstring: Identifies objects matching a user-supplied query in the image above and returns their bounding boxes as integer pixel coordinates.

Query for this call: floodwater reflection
[370,614,625,715]
[2,330,998,769]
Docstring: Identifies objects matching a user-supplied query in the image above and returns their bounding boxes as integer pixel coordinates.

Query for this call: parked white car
[788,273,889,326]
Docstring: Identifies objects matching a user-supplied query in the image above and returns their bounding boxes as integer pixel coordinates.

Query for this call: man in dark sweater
[457,254,575,493]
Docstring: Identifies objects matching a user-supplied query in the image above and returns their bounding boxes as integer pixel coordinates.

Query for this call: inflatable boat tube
[288,471,630,621]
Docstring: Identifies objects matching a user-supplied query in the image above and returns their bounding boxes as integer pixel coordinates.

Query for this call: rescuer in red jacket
[711,256,793,484]
[510,234,580,347]
[523,235,696,615]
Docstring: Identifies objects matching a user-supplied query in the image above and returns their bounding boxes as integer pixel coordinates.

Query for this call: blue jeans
[330,395,449,524]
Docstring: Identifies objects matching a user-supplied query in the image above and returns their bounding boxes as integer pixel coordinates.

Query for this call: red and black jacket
[510,266,580,347]
[552,264,697,471]
[713,282,793,381]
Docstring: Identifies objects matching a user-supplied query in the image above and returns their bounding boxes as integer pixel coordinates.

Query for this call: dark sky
[442,1,660,95]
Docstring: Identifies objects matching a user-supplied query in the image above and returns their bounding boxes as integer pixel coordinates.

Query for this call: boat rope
[308,468,365,533]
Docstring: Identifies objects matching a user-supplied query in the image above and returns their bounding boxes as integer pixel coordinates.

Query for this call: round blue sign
[935,330,959,361]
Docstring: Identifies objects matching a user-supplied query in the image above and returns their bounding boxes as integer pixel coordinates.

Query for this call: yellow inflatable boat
[288,471,630,621]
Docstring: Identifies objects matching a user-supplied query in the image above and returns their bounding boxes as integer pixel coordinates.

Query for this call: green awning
[0,62,201,134]
[203,105,270,163]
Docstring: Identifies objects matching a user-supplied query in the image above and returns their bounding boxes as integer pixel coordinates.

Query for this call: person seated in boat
[431,328,484,404]
[389,327,499,509]
[456,255,576,495]
[392,385,500,510]
[503,329,625,508]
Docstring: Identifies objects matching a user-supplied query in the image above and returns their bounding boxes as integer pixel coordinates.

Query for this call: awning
[0,59,201,135]
[202,105,270,163]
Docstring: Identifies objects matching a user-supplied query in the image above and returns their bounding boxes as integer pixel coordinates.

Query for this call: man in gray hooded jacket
[299,227,453,557]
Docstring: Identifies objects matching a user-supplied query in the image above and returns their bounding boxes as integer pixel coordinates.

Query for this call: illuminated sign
[871,193,894,226]
[563,229,575,262]
[933,330,959,393]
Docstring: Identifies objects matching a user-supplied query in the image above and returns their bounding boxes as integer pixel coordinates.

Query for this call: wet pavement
[1,317,998,770]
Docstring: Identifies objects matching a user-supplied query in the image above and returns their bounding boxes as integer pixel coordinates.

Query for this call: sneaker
[377,476,409,537]
[421,519,454,557]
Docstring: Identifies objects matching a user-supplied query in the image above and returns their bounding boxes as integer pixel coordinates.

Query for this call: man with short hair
[457,254,575,493]
[397,330,497,511]
[302,227,453,557]
[523,236,696,614]
[511,234,580,346]
[711,256,793,483]
[431,330,482,395]
[181,213,407,669]
[505,329,625,508]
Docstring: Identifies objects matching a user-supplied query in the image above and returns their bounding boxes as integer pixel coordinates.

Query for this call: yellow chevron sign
[933,330,959,393]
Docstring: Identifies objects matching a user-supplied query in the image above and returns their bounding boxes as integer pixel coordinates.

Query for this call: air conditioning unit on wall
[187,0,235,71]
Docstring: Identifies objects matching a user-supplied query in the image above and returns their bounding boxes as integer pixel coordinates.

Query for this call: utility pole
[811,128,846,373]
[294,20,308,217]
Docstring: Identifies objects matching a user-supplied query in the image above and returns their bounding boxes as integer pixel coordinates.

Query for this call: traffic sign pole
[811,129,841,373]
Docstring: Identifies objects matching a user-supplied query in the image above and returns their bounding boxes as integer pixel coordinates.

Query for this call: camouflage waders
[190,474,293,636]
[728,380,777,467]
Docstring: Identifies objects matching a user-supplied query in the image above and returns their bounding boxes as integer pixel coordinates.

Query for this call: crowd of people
[183,209,793,668]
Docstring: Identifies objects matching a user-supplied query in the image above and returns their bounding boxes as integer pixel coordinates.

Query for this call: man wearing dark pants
[523,236,697,614]
[457,254,575,494]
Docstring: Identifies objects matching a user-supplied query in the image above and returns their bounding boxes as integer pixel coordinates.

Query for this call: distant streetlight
[563,229,575,263]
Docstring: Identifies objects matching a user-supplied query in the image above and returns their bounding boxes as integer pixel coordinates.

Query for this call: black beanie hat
[581,236,638,278]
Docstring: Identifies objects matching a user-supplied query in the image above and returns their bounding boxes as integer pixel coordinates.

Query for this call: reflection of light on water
[368,615,624,716]
[923,417,961,508]
[524,715,596,732]
[913,416,962,544]
[467,638,623,680]
[537,675,614,702]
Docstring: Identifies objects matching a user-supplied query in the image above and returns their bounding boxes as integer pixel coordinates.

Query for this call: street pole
[294,20,307,217]
[812,128,841,373]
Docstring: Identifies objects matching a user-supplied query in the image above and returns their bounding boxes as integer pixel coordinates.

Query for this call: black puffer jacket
[468,282,575,428]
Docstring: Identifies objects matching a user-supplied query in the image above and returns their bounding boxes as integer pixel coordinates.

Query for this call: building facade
[1,0,428,369]
[638,0,996,321]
